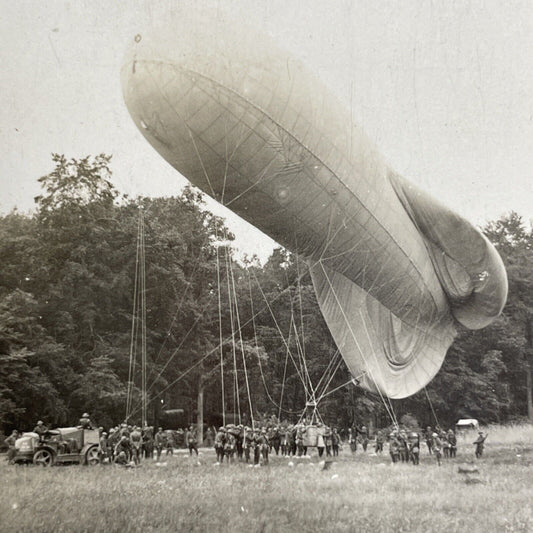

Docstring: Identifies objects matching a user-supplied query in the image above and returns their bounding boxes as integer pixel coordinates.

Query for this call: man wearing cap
[99,431,109,463]
[5,430,19,464]
[432,432,442,466]
[130,426,143,464]
[473,431,487,458]
[243,427,253,463]
[33,420,48,442]
[224,428,236,463]
[425,426,433,454]
[186,425,198,456]
[214,426,226,463]
[259,428,270,465]
[79,413,93,429]
[447,429,457,458]
[142,425,154,459]
[154,427,166,461]
[253,429,261,465]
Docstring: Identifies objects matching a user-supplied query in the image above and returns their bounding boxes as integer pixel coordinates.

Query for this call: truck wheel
[85,446,100,466]
[33,449,54,467]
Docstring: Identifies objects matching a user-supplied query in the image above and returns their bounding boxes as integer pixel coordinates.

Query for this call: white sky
[1,0,532,262]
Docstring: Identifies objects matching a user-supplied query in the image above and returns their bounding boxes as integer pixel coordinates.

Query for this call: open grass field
[1,425,532,533]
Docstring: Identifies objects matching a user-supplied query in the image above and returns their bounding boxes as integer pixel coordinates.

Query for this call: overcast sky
[1,0,532,261]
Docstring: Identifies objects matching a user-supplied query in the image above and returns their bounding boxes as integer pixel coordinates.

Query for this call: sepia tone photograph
[1,1,532,532]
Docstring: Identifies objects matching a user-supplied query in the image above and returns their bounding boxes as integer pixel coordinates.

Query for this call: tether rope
[318,260,399,428]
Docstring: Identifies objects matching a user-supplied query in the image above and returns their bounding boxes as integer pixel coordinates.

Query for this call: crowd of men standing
[4,414,488,467]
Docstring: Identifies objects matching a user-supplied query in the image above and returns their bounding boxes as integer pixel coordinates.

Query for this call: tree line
[1,154,532,436]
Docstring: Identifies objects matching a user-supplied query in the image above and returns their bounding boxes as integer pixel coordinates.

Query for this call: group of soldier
[212,422,343,466]
[4,413,489,467]
[98,424,199,465]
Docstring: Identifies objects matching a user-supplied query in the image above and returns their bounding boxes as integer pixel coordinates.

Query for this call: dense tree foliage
[0,155,531,435]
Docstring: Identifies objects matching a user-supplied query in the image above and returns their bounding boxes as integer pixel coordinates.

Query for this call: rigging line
[222,155,280,209]
[229,252,255,427]
[150,233,211,369]
[186,126,217,200]
[286,284,308,398]
[126,213,142,420]
[278,315,292,420]
[284,267,314,401]
[313,349,341,400]
[133,262,310,416]
[250,268,311,398]
[139,271,293,410]
[291,318,313,400]
[424,387,440,429]
[221,120,249,204]
[358,308,399,428]
[129,349,215,419]
[318,261,398,427]
[294,245,308,364]
[215,230,226,427]
[355,294,403,429]
[318,373,366,402]
[144,300,207,396]
[224,241,241,423]
[247,269,302,416]
[141,212,148,426]
[315,355,345,405]
[314,352,344,403]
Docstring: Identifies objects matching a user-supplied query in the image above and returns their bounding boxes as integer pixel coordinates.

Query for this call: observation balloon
[121,15,508,399]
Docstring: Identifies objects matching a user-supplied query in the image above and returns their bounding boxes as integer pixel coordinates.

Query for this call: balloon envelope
[121,16,507,398]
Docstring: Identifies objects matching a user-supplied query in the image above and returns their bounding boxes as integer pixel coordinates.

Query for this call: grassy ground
[1,425,532,533]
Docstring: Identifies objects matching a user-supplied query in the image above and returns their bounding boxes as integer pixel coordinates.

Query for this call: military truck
[14,427,100,466]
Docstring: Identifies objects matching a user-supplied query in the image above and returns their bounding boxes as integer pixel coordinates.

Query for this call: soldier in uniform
[296,424,307,457]
[432,432,442,466]
[358,425,369,452]
[331,428,341,456]
[375,431,384,454]
[259,429,270,465]
[214,426,226,463]
[389,432,400,463]
[473,431,487,458]
[165,431,175,456]
[4,430,19,464]
[253,430,261,465]
[269,426,281,455]
[78,413,93,429]
[114,433,132,461]
[243,427,253,463]
[33,420,48,441]
[130,426,143,464]
[316,423,326,458]
[142,425,154,459]
[447,429,457,458]
[224,429,236,463]
[398,431,409,462]
[186,425,198,456]
[115,450,128,466]
[324,425,332,457]
[425,426,433,454]
[107,428,119,461]
[442,431,450,458]
[408,432,420,465]
[98,431,109,463]
[235,425,244,461]
[288,425,296,456]
[348,428,357,453]
[154,427,166,461]
[204,426,215,448]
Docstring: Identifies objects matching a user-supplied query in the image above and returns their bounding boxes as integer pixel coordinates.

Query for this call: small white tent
[455,419,479,430]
